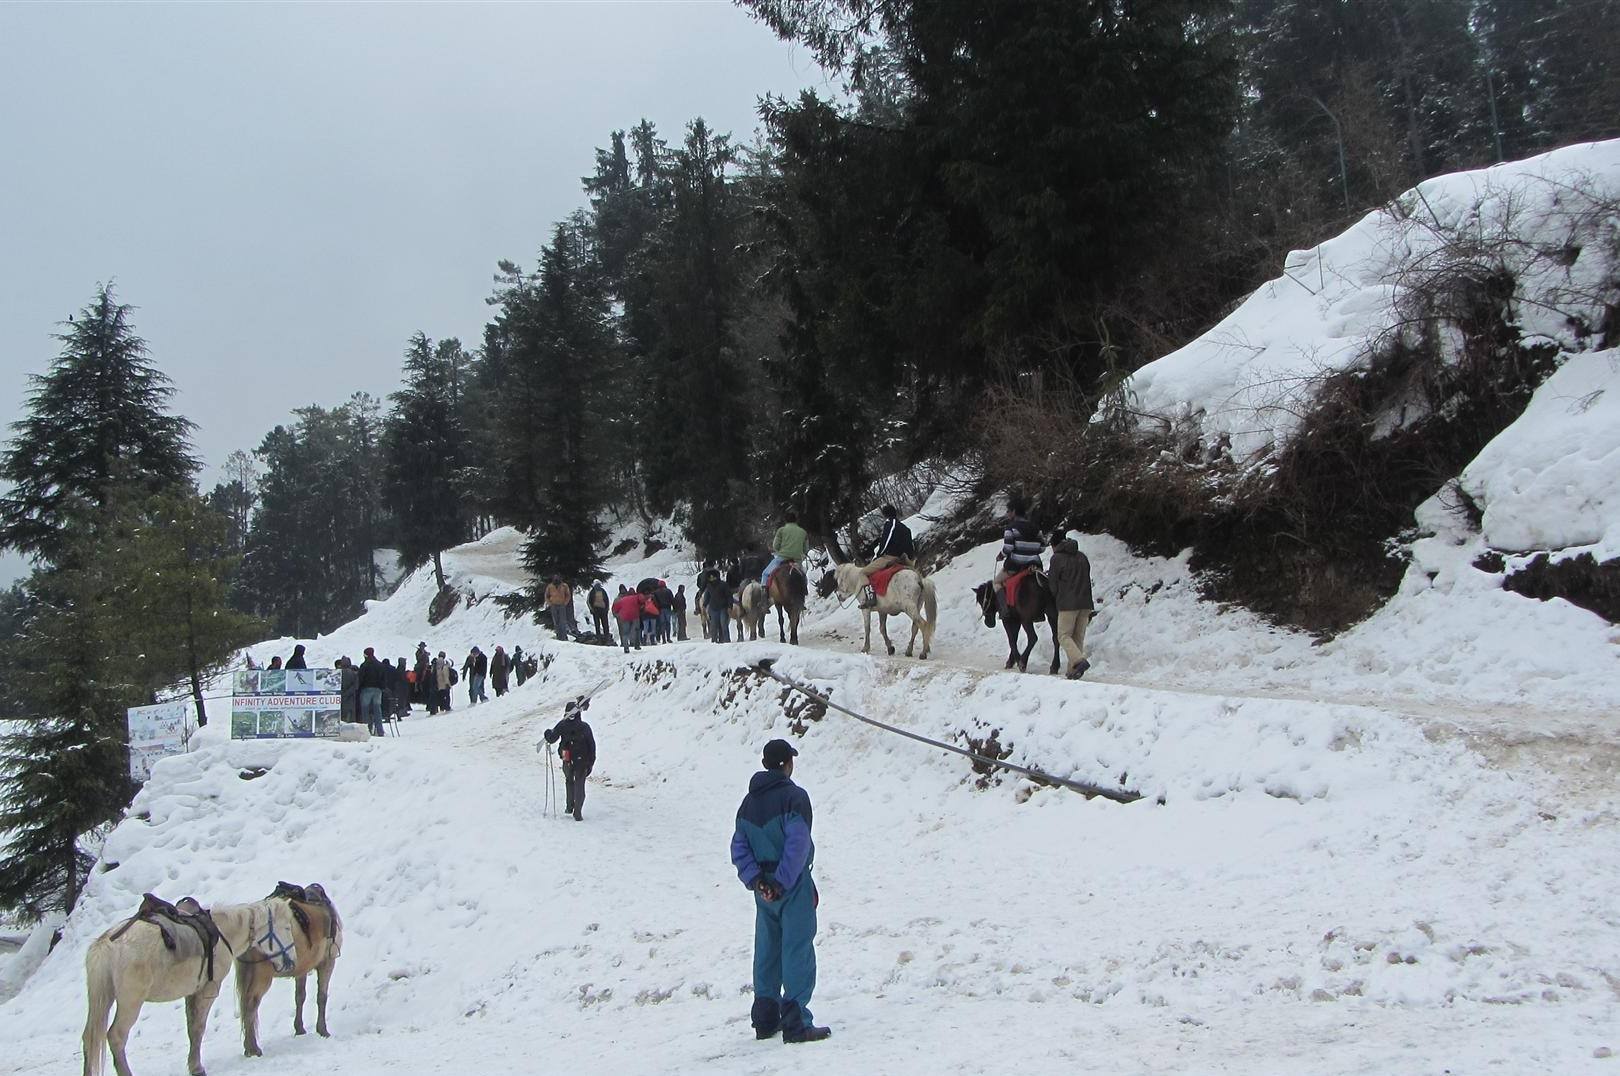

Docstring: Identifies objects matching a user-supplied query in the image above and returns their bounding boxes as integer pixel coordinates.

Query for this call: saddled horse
[236,881,344,1057]
[734,581,769,641]
[765,563,807,645]
[823,561,938,660]
[84,893,300,1076]
[973,572,1061,674]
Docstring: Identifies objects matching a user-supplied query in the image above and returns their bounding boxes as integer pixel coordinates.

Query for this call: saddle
[268,880,341,945]
[870,564,904,597]
[766,562,807,598]
[109,892,226,985]
[1003,567,1036,608]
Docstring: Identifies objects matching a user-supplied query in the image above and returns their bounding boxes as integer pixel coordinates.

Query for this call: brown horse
[235,882,343,1057]
[766,564,807,645]
[973,573,1061,674]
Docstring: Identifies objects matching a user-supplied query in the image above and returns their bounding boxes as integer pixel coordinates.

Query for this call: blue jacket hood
[749,769,793,795]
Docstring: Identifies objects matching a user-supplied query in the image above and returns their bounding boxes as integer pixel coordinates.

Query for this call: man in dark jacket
[358,647,388,736]
[858,503,915,608]
[705,573,733,643]
[673,584,689,641]
[542,698,596,821]
[490,646,510,697]
[1046,532,1095,679]
[285,644,308,670]
[587,583,611,639]
[730,739,829,1044]
[512,645,528,687]
[654,581,676,643]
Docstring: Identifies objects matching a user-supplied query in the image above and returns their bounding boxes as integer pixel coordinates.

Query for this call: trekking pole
[754,659,1142,804]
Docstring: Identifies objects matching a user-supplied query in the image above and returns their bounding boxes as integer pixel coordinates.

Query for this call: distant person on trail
[588,582,611,639]
[706,573,733,643]
[268,655,283,671]
[673,584,689,641]
[730,739,829,1044]
[544,575,577,640]
[490,646,510,697]
[542,697,596,822]
[762,511,810,587]
[612,585,643,652]
[512,645,528,687]
[858,503,915,608]
[433,651,453,712]
[463,647,489,705]
[285,644,308,670]
[393,657,412,719]
[990,500,1044,613]
[358,647,388,736]
[654,580,676,643]
[1046,531,1095,680]
[413,643,431,703]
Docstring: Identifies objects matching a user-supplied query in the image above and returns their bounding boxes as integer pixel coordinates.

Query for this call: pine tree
[0,547,145,919]
[490,219,616,591]
[0,284,197,565]
[381,333,475,591]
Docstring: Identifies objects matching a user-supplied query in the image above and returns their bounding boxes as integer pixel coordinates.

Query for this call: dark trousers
[710,607,730,642]
[563,763,588,818]
[676,610,688,640]
[592,608,610,637]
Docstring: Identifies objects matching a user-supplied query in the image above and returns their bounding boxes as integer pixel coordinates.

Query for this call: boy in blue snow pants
[729,739,831,1044]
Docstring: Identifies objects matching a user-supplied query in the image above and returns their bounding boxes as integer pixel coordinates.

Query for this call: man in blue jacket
[730,739,831,1044]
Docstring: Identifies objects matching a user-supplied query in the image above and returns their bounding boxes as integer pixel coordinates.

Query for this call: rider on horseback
[991,500,1044,612]
[762,510,810,590]
[859,504,914,609]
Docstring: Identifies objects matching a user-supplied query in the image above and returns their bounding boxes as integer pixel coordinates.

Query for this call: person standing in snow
[358,647,388,736]
[673,584,689,640]
[612,585,643,652]
[544,575,577,640]
[730,739,829,1044]
[433,650,453,712]
[512,644,528,687]
[490,645,510,697]
[1046,531,1095,680]
[705,572,733,643]
[462,646,488,705]
[654,580,676,643]
[542,697,596,822]
[393,657,412,719]
[587,581,611,639]
[285,643,308,670]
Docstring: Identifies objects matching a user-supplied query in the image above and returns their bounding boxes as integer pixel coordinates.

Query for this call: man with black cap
[730,738,830,1044]
[543,697,596,821]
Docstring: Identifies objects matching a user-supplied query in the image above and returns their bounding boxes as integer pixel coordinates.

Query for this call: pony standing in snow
[734,580,769,641]
[823,561,938,660]
[235,882,344,1057]
[83,893,300,1076]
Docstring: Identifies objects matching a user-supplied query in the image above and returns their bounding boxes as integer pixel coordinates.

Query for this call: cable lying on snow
[754,659,1142,804]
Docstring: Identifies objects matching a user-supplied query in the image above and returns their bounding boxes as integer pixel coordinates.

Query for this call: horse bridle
[244,901,298,973]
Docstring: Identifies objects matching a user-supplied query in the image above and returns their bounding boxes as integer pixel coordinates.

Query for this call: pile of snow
[1120,139,1620,467]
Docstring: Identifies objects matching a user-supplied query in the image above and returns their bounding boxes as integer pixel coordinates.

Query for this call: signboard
[231,668,345,740]
[127,700,194,782]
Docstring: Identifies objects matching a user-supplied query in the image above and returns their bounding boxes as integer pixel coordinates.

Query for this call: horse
[824,561,937,660]
[735,581,769,640]
[766,564,807,645]
[973,573,1061,674]
[83,893,300,1076]
[236,882,344,1057]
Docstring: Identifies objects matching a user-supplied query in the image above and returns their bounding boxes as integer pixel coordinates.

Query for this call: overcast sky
[0,1,827,584]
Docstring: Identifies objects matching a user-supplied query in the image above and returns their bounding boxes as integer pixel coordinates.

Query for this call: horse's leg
[314,955,334,1037]
[237,959,270,1057]
[293,973,307,1035]
[107,993,145,1076]
[878,612,895,656]
[1001,618,1018,669]
[1020,617,1039,672]
[789,606,800,646]
[186,988,218,1076]
[861,610,872,654]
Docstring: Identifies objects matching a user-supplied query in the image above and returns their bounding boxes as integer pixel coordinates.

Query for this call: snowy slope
[1120,139,1620,467]
[3,507,1618,1074]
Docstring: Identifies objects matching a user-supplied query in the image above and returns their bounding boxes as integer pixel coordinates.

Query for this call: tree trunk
[432,549,447,591]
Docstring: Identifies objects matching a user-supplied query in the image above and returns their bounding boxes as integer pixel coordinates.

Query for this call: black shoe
[754,1028,778,1040]
[783,1026,831,1044]
[572,807,583,822]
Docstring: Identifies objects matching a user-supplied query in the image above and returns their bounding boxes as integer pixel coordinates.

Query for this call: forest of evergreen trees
[1,0,1616,918]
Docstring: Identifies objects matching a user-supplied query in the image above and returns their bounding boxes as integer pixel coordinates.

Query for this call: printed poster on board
[230,668,344,740]
[127,700,194,782]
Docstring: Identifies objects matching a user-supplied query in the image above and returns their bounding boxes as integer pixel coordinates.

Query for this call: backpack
[449,666,459,685]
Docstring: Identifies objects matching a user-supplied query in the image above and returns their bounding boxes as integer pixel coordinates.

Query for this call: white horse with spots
[826,561,938,660]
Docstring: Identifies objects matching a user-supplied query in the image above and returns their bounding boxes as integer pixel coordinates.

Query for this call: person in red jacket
[639,591,661,648]
[611,585,644,653]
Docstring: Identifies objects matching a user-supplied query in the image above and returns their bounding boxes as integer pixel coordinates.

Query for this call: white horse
[735,580,769,641]
[828,561,938,659]
[84,894,300,1076]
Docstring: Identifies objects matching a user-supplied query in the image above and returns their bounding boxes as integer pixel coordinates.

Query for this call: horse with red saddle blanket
[973,567,1061,673]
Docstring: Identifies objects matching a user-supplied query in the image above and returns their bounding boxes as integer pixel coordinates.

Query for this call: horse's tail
[83,940,115,1076]
[923,577,938,631]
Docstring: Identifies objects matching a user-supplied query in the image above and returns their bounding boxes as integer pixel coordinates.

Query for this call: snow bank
[1120,139,1620,466]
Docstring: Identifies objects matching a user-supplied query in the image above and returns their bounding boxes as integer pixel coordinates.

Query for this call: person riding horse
[991,501,1044,612]
[858,504,914,609]
[761,511,810,591]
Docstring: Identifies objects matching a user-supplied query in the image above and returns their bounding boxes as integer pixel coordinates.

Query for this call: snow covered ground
[2,506,1617,1074]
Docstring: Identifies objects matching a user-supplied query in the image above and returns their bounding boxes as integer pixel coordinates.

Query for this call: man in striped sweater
[991,500,1044,611]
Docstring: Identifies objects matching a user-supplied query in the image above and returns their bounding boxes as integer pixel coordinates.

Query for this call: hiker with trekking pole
[540,695,597,822]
